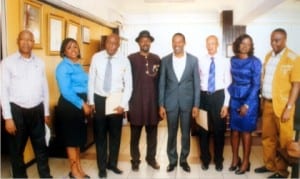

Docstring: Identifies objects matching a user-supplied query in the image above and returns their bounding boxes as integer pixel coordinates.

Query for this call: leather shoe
[254,166,271,173]
[166,164,176,172]
[180,162,191,172]
[268,173,286,178]
[131,160,140,171]
[99,170,107,178]
[147,161,160,170]
[215,163,223,171]
[106,165,123,174]
[201,163,209,170]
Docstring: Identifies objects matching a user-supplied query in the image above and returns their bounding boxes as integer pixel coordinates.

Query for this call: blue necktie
[103,56,112,92]
[208,57,215,93]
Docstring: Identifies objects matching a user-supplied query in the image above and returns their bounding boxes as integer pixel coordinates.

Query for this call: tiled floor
[1,121,285,178]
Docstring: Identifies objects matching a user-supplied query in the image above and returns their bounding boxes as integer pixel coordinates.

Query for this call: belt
[263,97,272,102]
[201,89,223,95]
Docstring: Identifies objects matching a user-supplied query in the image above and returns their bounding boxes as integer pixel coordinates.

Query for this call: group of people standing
[1,27,300,179]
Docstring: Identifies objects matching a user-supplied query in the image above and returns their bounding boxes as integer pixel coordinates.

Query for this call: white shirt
[262,49,285,99]
[88,50,132,110]
[198,53,231,106]
[172,53,187,81]
[1,52,50,119]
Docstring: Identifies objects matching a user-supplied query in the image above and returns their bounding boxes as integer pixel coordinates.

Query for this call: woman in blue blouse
[56,38,91,178]
[228,34,262,175]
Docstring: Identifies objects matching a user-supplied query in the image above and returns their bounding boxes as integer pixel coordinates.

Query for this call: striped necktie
[208,57,215,93]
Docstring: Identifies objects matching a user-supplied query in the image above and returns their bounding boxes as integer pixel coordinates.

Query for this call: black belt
[201,89,223,95]
[263,97,272,102]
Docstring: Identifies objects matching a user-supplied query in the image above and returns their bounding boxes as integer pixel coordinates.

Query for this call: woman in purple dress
[228,34,262,175]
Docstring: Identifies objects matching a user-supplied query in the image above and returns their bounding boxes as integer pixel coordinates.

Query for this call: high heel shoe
[235,163,251,175]
[69,172,90,179]
[228,157,241,171]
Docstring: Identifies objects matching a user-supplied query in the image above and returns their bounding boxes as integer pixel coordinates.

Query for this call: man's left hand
[192,107,199,118]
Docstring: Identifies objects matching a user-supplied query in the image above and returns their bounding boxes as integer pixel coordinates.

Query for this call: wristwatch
[286,104,293,110]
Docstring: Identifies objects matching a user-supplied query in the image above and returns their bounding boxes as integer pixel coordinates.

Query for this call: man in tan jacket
[255,28,300,178]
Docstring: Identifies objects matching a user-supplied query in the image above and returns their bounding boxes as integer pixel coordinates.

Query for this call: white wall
[247,22,300,62]
[122,13,223,59]
[122,12,300,61]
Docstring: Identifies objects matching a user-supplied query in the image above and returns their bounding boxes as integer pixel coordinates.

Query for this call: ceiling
[55,0,300,26]
[111,0,300,24]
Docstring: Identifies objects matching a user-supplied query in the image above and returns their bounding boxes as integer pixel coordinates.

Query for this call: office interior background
[1,0,300,178]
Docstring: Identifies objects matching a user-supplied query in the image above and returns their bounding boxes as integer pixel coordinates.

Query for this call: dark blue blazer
[158,53,200,112]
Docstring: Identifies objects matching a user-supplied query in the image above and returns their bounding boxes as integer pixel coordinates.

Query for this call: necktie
[208,57,215,93]
[103,56,112,93]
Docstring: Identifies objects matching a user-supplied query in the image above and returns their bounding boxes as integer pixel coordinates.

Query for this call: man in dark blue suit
[159,33,200,173]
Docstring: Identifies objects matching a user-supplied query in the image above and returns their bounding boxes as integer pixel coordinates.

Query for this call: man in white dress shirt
[1,30,52,178]
[197,35,231,171]
[88,33,132,178]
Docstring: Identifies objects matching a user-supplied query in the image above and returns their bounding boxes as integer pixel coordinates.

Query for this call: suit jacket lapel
[168,56,179,83]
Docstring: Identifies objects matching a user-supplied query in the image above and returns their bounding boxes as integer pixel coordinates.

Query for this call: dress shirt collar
[63,57,81,65]
[104,50,120,59]
[172,52,186,60]
[206,53,220,60]
[16,51,36,62]
[271,48,286,57]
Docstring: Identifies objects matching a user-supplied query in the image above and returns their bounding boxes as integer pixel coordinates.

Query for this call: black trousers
[8,103,51,178]
[130,125,158,163]
[198,90,226,165]
[93,94,123,172]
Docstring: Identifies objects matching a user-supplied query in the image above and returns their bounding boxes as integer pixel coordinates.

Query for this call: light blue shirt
[56,57,88,109]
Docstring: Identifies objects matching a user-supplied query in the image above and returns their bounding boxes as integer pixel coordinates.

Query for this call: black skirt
[56,93,87,147]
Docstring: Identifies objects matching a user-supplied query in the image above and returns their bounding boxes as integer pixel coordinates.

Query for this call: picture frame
[82,26,90,44]
[66,20,80,41]
[21,0,43,48]
[48,14,65,55]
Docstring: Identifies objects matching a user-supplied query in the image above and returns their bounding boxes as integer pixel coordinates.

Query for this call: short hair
[172,32,185,43]
[272,28,287,38]
[60,38,81,58]
[232,34,254,57]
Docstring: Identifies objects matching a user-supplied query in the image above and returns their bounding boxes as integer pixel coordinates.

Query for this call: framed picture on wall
[66,21,80,41]
[48,14,65,55]
[82,26,90,44]
[22,0,43,48]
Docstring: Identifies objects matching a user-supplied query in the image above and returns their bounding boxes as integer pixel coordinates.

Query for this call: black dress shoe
[254,166,271,173]
[215,163,223,171]
[201,163,209,170]
[107,165,123,174]
[180,162,191,172]
[99,170,107,178]
[229,157,241,171]
[131,160,140,171]
[268,173,286,178]
[166,164,176,172]
[147,161,160,170]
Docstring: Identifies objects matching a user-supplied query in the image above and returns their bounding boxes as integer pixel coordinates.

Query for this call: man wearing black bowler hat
[128,30,161,171]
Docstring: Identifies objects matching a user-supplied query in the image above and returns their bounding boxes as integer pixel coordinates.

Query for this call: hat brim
[135,36,154,42]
